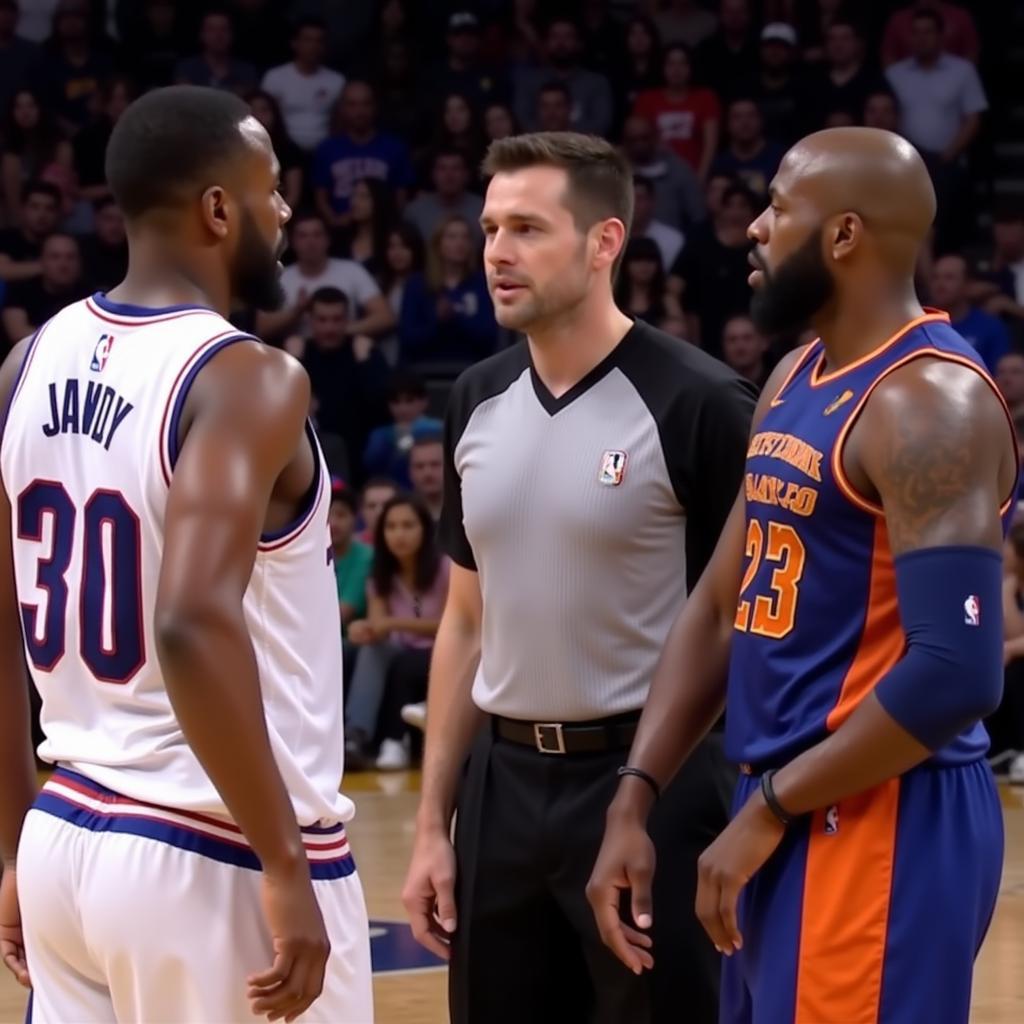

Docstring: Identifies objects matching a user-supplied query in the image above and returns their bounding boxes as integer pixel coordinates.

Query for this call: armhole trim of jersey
[832,348,1020,517]
[0,320,47,451]
[257,421,324,552]
[158,331,256,487]
[770,343,817,408]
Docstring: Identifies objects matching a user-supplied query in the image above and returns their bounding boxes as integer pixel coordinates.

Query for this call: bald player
[587,127,1017,1023]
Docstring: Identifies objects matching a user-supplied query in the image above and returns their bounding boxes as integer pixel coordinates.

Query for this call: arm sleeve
[438,379,476,570]
[668,376,758,591]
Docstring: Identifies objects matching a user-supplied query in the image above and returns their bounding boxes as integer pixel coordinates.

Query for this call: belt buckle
[534,722,566,754]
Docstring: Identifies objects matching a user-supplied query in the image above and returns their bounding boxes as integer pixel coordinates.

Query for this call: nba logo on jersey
[599,450,627,486]
[964,595,981,627]
[825,805,839,834]
[90,333,116,372]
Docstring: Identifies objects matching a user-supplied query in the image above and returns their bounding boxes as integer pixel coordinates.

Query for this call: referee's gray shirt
[440,319,757,721]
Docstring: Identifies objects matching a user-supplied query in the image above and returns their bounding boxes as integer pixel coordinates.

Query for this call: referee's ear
[593,216,628,283]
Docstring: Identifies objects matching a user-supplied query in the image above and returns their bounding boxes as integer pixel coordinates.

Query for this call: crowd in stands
[3,0,1024,771]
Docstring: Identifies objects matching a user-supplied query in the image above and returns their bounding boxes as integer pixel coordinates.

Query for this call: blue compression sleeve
[874,546,1004,751]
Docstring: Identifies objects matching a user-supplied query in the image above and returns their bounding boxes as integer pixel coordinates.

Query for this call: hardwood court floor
[1,775,1022,1023]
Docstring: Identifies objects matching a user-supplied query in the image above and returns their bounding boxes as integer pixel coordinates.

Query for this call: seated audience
[378,223,425,366]
[710,97,785,200]
[615,237,682,325]
[403,149,484,249]
[721,313,771,388]
[330,484,374,636]
[363,372,443,489]
[2,88,72,223]
[3,231,87,342]
[929,253,1009,373]
[174,8,257,93]
[996,353,1024,421]
[0,180,60,282]
[336,177,396,279]
[78,197,127,292]
[408,435,445,523]
[245,89,305,212]
[358,476,399,545]
[631,175,684,272]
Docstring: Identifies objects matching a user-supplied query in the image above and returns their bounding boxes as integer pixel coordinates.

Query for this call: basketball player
[0,86,372,1022]
[588,127,1016,1023]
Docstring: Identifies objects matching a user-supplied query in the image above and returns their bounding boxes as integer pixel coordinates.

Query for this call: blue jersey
[725,311,1017,768]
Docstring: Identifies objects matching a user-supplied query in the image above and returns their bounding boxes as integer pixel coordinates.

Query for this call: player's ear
[829,212,863,263]
[200,185,230,241]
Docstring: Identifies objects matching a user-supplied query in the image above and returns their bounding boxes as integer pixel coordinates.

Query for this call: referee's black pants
[449,723,736,1024]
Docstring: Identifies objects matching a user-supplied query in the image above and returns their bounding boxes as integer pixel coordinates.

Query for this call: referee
[402,132,756,1024]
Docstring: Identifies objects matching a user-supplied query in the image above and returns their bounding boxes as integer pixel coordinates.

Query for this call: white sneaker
[376,737,410,771]
[401,702,427,732]
[1009,752,1024,785]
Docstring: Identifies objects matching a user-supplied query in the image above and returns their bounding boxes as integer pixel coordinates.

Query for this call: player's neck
[110,248,227,316]
[527,295,633,399]
[814,288,925,374]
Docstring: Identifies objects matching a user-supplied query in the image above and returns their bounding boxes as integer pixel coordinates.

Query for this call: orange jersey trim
[832,348,1021,517]
[826,519,903,731]
[794,778,901,1024]
[809,310,950,389]
[769,343,817,408]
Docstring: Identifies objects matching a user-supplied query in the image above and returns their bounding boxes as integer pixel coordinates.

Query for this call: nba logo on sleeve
[599,450,627,486]
[964,595,980,627]
[90,334,116,372]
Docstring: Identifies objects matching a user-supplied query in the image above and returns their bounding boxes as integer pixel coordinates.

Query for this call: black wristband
[617,765,661,800]
[760,769,796,826]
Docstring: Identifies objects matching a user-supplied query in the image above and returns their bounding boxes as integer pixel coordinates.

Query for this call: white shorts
[17,768,373,1023]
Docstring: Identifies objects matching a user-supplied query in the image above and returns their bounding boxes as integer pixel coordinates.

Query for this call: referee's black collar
[528,319,641,416]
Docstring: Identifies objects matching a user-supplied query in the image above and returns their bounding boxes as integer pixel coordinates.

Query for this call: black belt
[492,713,639,755]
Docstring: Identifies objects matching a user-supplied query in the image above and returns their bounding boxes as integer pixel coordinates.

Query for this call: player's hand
[0,866,30,989]
[401,826,457,960]
[585,814,656,975]
[247,861,330,1023]
[694,789,785,957]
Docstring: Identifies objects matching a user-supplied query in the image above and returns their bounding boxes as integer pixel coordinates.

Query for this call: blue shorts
[721,760,1003,1024]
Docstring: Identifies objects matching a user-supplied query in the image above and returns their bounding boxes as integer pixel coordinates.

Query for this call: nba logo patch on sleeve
[90,334,115,372]
[964,595,980,627]
[599,450,627,486]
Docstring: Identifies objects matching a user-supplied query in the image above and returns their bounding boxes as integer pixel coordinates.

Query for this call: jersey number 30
[18,480,144,683]
[734,519,806,639]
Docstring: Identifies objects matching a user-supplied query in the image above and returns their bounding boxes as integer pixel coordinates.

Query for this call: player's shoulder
[448,342,531,418]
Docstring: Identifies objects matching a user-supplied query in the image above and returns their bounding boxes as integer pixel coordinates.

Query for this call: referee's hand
[586,819,655,975]
[402,828,458,960]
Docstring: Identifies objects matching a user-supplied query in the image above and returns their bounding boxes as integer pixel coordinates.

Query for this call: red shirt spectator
[632,44,720,180]
[882,1,979,66]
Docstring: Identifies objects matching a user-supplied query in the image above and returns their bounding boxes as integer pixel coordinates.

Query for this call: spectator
[245,89,304,212]
[972,207,1024,322]
[695,0,758,99]
[261,17,345,152]
[711,97,785,200]
[223,0,289,71]
[2,231,87,341]
[399,215,497,368]
[652,0,719,49]
[1,88,72,222]
[427,11,509,113]
[73,75,134,207]
[174,9,257,94]
[669,182,758,353]
[495,0,545,68]
[721,313,771,387]
[610,16,661,129]
[882,0,979,67]
[929,254,1010,373]
[403,150,484,249]
[579,0,622,78]
[621,113,706,229]
[755,23,806,146]
[363,371,444,489]
[886,8,987,250]
[0,180,60,282]
[258,211,395,343]
[374,39,423,143]
[358,476,399,545]
[631,174,684,270]
[798,0,846,64]
[483,102,519,144]
[633,43,720,182]
[996,352,1024,420]
[313,80,414,227]
[78,196,126,292]
[808,20,888,130]
[614,236,682,323]
[513,17,614,136]
[120,0,185,91]
[703,169,734,219]
[408,436,445,523]
[536,80,573,133]
[330,485,374,635]
[31,0,113,134]
[0,1,38,114]
[291,286,390,474]
[424,92,487,181]
[338,177,397,278]
[346,494,449,771]
[863,88,901,132]
[379,222,425,365]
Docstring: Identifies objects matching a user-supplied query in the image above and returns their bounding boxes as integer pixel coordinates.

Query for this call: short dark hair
[387,370,427,402]
[723,182,758,211]
[411,433,443,452]
[912,9,944,33]
[539,80,571,101]
[482,132,634,274]
[330,487,358,515]
[291,15,326,38]
[434,147,469,169]
[290,208,328,232]
[22,180,61,206]
[310,286,348,308]
[361,476,399,499]
[92,195,118,213]
[105,86,253,220]
[827,18,863,39]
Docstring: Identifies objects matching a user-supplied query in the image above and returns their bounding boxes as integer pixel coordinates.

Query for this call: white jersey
[0,293,352,826]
